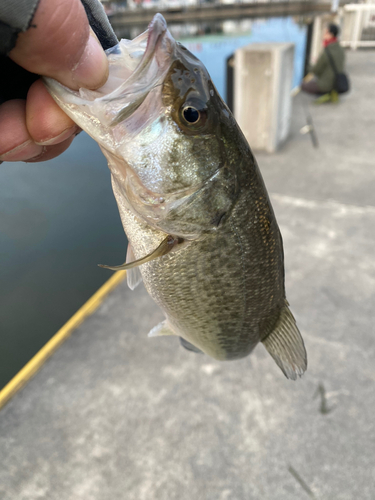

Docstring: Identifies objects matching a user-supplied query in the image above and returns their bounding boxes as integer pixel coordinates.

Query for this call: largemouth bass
[45,14,307,379]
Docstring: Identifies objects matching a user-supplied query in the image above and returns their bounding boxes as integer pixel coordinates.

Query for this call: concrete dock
[1,50,375,499]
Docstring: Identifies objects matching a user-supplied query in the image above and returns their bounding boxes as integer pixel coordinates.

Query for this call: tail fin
[262,303,307,380]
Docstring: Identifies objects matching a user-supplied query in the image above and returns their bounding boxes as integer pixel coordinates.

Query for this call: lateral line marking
[0,271,126,411]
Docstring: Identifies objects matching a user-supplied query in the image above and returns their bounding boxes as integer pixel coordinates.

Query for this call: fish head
[45,14,242,239]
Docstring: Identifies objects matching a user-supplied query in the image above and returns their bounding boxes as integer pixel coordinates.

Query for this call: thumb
[9,0,108,90]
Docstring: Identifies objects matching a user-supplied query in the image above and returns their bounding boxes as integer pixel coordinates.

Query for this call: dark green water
[0,133,127,389]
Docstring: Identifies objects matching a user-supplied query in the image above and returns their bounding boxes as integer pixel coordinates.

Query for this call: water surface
[0,134,127,388]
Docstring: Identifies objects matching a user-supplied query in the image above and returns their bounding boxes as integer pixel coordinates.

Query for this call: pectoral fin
[125,244,143,290]
[98,235,181,271]
[262,303,307,380]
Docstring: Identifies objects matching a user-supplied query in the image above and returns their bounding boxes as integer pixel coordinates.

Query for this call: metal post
[331,0,340,13]
[310,16,322,65]
[352,9,363,50]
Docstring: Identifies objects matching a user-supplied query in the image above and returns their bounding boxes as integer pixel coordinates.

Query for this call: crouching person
[302,23,347,103]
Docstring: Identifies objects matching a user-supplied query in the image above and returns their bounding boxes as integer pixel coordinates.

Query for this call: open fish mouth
[107,14,171,126]
[44,14,175,144]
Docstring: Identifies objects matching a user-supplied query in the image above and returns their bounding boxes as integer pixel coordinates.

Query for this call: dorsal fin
[262,304,307,380]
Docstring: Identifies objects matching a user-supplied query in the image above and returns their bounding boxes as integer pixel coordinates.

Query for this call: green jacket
[311,42,346,93]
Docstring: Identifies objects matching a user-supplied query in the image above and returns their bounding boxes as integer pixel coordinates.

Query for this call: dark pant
[301,80,325,95]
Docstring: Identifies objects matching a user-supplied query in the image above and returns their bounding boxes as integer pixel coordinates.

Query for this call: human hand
[0,0,109,163]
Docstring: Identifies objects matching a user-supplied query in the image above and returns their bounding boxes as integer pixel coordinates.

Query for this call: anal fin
[262,304,307,380]
[148,320,176,337]
[126,243,143,290]
[179,337,203,354]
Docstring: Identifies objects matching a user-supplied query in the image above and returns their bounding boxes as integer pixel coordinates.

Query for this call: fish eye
[178,102,208,130]
[182,106,200,124]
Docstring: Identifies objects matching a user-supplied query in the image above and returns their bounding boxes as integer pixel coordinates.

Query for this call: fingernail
[72,30,108,90]
[0,140,43,162]
[35,126,78,146]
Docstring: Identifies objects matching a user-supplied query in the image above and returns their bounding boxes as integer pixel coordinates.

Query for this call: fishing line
[292,88,319,148]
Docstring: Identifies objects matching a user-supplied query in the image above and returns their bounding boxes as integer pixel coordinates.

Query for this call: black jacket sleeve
[81,0,118,50]
[0,0,117,103]
[0,0,40,56]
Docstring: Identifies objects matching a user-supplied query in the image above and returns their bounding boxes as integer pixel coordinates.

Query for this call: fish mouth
[101,14,169,103]
[44,14,174,135]
[144,13,168,65]
[106,14,170,125]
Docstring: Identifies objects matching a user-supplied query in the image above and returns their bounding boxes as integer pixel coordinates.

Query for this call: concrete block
[234,42,294,153]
